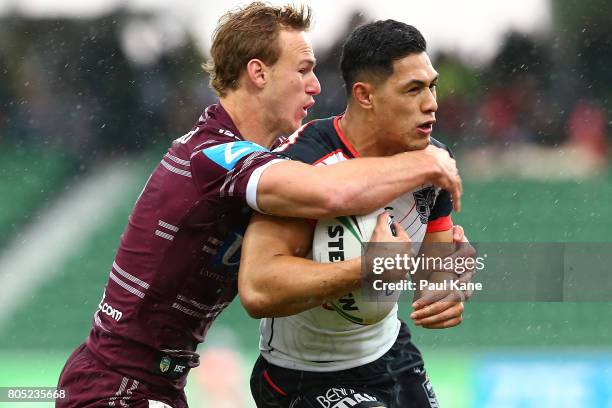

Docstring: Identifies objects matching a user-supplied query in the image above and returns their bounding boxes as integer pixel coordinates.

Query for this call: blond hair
[203,2,312,96]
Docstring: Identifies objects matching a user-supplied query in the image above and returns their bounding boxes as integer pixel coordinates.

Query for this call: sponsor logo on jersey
[97,291,122,321]
[202,141,267,170]
[159,356,171,373]
[422,376,439,408]
[315,387,379,408]
[209,231,244,274]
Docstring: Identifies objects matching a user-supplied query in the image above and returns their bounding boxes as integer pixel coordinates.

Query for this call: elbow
[239,289,270,319]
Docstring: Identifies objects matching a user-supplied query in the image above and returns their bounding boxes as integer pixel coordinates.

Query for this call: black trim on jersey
[281,117,453,164]
[267,318,275,351]
[279,118,352,165]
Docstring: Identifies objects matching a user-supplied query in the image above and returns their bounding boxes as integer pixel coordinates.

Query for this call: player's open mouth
[417,120,435,135]
[302,101,315,116]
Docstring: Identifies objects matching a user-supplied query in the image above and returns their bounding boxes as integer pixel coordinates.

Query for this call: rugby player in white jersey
[240,20,474,407]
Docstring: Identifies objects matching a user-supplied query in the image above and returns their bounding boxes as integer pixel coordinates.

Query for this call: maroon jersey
[86,103,282,389]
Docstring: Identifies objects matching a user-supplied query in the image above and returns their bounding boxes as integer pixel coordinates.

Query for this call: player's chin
[285,120,302,135]
[289,114,305,132]
[405,135,430,151]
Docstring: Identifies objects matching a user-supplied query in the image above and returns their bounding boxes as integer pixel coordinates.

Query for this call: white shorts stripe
[109,272,145,299]
[108,377,129,407]
[176,295,229,311]
[202,244,217,254]
[158,220,179,232]
[113,261,150,289]
[207,237,222,245]
[171,302,206,319]
[148,400,173,408]
[155,230,174,241]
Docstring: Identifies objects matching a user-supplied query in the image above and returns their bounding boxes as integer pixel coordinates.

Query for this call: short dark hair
[204,2,312,97]
[340,20,427,92]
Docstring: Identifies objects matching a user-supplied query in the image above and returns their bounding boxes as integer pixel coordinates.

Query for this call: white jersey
[259,117,453,372]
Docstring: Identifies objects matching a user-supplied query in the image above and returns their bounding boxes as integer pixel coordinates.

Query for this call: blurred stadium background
[0,0,611,406]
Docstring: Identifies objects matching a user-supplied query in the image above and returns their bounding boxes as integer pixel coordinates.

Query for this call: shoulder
[275,118,342,164]
[429,137,454,157]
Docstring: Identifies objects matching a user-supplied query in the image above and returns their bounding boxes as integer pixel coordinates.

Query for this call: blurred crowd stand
[0,5,609,179]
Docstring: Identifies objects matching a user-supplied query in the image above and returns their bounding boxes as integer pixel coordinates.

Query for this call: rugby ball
[312,211,400,325]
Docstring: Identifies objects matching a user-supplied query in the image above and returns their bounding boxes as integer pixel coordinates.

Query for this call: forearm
[413,230,456,298]
[239,257,361,318]
[257,151,438,219]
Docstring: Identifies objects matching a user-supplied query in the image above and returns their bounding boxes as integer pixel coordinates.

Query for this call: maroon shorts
[57,343,188,408]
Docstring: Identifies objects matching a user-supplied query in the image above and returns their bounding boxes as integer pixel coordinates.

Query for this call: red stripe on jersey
[276,120,316,152]
[426,215,453,233]
[263,370,288,396]
[333,116,360,158]
[312,149,347,165]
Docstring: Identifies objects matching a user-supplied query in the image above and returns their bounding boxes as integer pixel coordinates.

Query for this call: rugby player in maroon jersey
[57,3,464,407]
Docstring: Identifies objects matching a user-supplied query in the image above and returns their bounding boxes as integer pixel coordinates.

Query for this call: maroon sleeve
[190,134,283,211]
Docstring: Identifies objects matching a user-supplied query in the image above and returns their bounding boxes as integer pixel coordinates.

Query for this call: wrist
[400,150,439,185]
[343,257,362,288]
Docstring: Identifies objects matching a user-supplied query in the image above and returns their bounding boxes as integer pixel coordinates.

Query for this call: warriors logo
[413,187,436,224]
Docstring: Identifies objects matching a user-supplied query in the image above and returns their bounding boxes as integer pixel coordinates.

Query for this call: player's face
[371,52,438,152]
[263,29,320,135]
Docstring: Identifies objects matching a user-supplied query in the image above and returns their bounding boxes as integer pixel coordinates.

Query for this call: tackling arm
[256,145,462,219]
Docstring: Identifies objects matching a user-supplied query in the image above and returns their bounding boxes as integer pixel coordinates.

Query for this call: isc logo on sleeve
[202,141,268,170]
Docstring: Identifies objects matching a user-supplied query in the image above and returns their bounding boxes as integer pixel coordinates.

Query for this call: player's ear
[352,82,374,110]
[246,59,267,89]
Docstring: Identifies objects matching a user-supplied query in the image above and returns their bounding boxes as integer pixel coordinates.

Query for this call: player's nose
[422,87,438,113]
[306,73,321,96]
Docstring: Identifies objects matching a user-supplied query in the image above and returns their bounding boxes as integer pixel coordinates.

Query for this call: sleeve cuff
[246,159,285,213]
[426,215,453,233]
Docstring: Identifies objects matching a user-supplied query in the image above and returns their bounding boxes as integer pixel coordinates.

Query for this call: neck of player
[220,91,279,149]
[339,106,401,157]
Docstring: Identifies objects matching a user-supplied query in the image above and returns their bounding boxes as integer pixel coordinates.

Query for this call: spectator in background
[433,52,480,146]
[566,100,609,163]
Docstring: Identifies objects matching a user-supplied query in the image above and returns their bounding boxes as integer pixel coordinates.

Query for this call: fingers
[371,212,393,242]
[392,222,411,242]
[450,176,462,213]
[427,145,463,213]
[411,291,464,319]
[411,288,447,311]
[412,300,464,327]
[373,212,412,245]
[452,225,465,242]
[442,241,476,262]
[457,269,475,300]
[375,211,390,229]
[421,315,463,329]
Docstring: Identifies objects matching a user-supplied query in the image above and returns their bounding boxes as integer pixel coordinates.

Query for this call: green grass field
[1,149,611,406]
